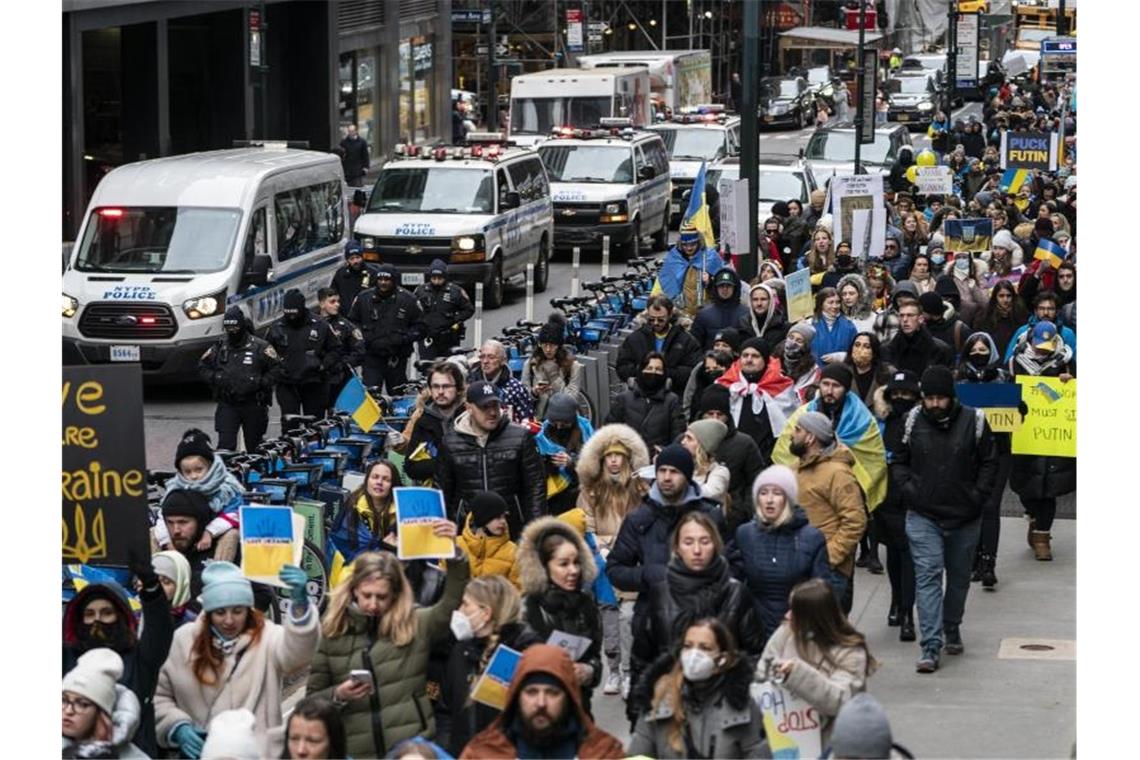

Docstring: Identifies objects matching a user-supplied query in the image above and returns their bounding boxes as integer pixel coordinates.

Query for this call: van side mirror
[243,254,272,287]
[637,165,656,181]
[500,191,521,211]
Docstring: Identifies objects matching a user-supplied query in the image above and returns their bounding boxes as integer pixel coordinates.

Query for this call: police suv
[353,134,554,309]
[649,105,741,227]
[536,119,671,256]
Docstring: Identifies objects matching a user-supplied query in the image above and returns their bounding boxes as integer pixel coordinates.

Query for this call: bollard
[601,235,611,278]
[525,262,535,323]
[571,246,581,297]
[473,282,484,348]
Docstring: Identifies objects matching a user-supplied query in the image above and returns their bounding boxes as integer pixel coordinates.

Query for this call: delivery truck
[507,67,652,147]
[577,50,713,117]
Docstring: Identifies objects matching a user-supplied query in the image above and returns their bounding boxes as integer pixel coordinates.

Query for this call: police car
[536,119,671,256]
[649,105,741,228]
[353,134,554,309]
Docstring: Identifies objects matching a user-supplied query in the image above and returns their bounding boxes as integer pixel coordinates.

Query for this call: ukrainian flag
[771,395,888,511]
[1034,238,1066,268]
[682,160,717,250]
[999,167,1029,195]
[335,374,382,433]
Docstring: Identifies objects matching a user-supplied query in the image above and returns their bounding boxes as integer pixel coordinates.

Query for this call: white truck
[577,50,713,116]
[507,67,652,148]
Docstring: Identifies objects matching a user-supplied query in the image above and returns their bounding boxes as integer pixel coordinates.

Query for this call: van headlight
[453,234,485,252]
[358,236,376,250]
[601,201,629,223]
[182,289,227,319]
[918,101,934,111]
[62,293,78,319]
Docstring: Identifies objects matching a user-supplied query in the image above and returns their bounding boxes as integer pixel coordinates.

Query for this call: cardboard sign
[240,505,299,587]
[471,645,523,710]
[943,218,993,253]
[395,487,455,560]
[955,382,1024,433]
[784,268,814,323]
[718,177,750,255]
[753,681,823,759]
[914,166,953,195]
[829,174,885,261]
[1012,377,1076,457]
[62,365,151,566]
[1000,130,1060,172]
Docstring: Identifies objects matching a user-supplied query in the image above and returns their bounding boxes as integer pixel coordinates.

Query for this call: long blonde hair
[321,551,417,646]
[464,576,522,671]
[583,452,645,529]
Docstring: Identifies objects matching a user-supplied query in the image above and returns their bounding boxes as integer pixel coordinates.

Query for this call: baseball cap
[466,381,501,407]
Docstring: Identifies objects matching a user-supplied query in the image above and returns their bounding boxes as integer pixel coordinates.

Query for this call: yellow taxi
[958,0,989,12]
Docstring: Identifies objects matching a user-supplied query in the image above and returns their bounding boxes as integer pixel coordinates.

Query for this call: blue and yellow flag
[335,374,382,432]
[1034,238,1065,268]
[955,382,1024,433]
[682,160,717,250]
[999,167,1029,195]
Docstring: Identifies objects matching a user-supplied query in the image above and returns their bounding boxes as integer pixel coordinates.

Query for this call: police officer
[197,306,281,452]
[317,286,366,409]
[266,289,341,428]
[329,240,378,312]
[414,258,475,360]
[348,263,426,393]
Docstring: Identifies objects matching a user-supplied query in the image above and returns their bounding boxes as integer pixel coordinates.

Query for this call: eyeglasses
[62,696,95,713]
[429,383,456,391]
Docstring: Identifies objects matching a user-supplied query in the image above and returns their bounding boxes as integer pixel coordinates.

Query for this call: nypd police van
[352,135,553,309]
[62,145,348,380]
[648,105,741,227]
[536,120,671,256]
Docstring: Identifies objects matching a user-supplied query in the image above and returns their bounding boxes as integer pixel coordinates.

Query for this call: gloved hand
[279,565,309,606]
[172,724,206,759]
[128,548,161,597]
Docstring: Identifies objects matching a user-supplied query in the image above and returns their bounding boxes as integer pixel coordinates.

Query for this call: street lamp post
[740,0,760,281]
[854,0,867,175]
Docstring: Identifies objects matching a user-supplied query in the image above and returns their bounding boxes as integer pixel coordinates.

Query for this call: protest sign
[753,681,822,759]
[914,166,953,195]
[240,505,297,587]
[471,645,523,710]
[1000,130,1059,172]
[829,174,885,260]
[547,630,592,662]
[718,177,750,255]
[395,487,455,560]
[1012,377,1076,457]
[62,365,150,566]
[784,268,814,323]
[943,218,993,253]
[955,382,1024,433]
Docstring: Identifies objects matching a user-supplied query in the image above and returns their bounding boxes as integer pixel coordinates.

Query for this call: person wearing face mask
[891,366,997,673]
[606,352,686,454]
[536,393,596,516]
[155,562,318,759]
[575,424,650,698]
[776,323,822,405]
[329,240,380,313]
[62,648,149,759]
[267,288,341,427]
[456,492,522,588]
[517,517,605,717]
[758,579,878,748]
[441,576,539,755]
[415,259,475,361]
[307,547,469,759]
[715,336,800,464]
[348,264,426,394]
[942,252,988,326]
[691,268,750,350]
[616,295,702,397]
[739,282,788,348]
[820,241,862,290]
[197,305,280,452]
[683,348,735,423]
[628,618,764,759]
[843,332,894,410]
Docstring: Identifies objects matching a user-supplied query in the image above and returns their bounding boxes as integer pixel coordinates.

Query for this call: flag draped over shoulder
[652,160,723,297]
[535,416,596,497]
[771,395,888,511]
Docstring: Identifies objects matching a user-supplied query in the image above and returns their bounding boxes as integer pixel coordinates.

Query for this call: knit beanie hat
[787,322,816,345]
[282,288,306,318]
[603,440,631,459]
[688,419,728,457]
[62,648,123,717]
[920,365,956,399]
[935,275,960,301]
[469,492,508,530]
[427,258,448,277]
[770,200,790,218]
[200,709,261,759]
[698,384,732,417]
[376,263,398,280]
[175,428,214,469]
[537,320,563,345]
[740,336,771,358]
[751,464,799,506]
[828,693,894,760]
[199,561,254,613]
[892,279,919,301]
[545,392,579,424]
[919,291,944,316]
[344,240,363,259]
[819,363,854,392]
[161,488,212,526]
[796,411,835,445]
[655,443,694,482]
[712,327,743,354]
[678,222,700,244]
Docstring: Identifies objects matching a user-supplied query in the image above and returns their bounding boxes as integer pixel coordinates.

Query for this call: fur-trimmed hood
[516,516,598,595]
[836,273,873,320]
[575,423,651,490]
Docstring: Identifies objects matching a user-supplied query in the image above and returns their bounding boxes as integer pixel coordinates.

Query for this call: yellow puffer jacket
[456,514,520,588]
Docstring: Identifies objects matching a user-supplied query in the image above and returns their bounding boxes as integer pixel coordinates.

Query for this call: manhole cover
[1020,644,1055,652]
[998,638,1075,660]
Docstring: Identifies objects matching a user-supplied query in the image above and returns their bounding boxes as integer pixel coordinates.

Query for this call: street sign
[858,48,877,146]
[566,8,584,53]
[452,8,491,24]
[476,45,488,56]
[956,13,980,90]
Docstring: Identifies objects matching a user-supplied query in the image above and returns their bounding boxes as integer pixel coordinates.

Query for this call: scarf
[718,358,796,431]
[166,456,244,519]
[821,312,839,329]
[667,554,730,630]
[1014,344,1072,376]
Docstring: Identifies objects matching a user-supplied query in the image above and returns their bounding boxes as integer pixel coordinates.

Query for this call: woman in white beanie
[154,561,319,759]
[62,648,148,758]
[680,419,731,505]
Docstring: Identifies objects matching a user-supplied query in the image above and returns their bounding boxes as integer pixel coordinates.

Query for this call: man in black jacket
[891,366,998,674]
[882,299,955,376]
[690,268,749,350]
[436,380,547,539]
[616,295,701,396]
[317,287,366,409]
[348,264,426,393]
[329,240,379,312]
[198,305,280,451]
[266,289,341,428]
[414,259,475,360]
[696,384,764,533]
[339,123,370,185]
[404,361,466,484]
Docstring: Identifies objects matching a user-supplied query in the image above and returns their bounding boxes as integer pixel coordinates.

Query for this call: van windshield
[74,207,241,273]
[511,96,612,135]
[367,168,494,214]
[538,145,633,183]
[805,130,894,165]
[655,128,727,161]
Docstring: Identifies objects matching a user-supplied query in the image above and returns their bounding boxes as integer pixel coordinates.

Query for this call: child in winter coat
[455,492,521,588]
[154,429,244,551]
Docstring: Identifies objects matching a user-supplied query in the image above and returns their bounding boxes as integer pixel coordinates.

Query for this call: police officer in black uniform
[348,263,426,393]
[414,258,475,360]
[329,240,378,312]
[198,306,281,452]
[316,286,366,409]
[266,289,341,428]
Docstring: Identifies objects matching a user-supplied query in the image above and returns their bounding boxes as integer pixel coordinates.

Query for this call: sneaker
[944,628,964,655]
[603,670,621,695]
[915,650,940,673]
[621,675,631,700]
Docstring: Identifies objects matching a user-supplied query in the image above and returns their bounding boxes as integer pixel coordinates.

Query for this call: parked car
[760,76,816,130]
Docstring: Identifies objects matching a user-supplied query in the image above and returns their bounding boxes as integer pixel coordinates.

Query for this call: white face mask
[680,648,719,682]
[955,257,971,271]
[450,610,475,641]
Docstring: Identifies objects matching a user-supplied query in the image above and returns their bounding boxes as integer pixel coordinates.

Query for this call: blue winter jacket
[811,314,859,366]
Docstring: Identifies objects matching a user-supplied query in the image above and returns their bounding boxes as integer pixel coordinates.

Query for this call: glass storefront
[338,50,376,145]
[399,35,434,143]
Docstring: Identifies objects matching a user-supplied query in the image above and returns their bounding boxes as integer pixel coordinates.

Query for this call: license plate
[110,345,140,362]
[670,202,680,214]
[897,113,910,121]
[402,272,424,286]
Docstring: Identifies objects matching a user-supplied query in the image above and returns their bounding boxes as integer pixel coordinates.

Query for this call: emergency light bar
[599,117,633,127]
[467,131,509,143]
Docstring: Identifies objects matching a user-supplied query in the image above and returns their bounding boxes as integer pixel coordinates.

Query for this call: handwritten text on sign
[753,681,822,759]
[1011,376,1076,457]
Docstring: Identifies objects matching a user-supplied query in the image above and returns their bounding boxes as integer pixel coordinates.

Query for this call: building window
[399,36,434,143]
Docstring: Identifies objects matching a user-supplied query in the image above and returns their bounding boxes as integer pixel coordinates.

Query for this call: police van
[536,120,671,256]
[62,145,348,380]
[648,105,741,227]
[352,135,554,309]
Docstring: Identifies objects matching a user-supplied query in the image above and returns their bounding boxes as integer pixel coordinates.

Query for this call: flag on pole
[1034,238,1065,268]
[334,374,382,432]
[999,167,1029,194]
[681,161,717,250]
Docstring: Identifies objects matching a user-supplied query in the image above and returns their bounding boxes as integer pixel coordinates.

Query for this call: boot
[1031,531,1053,561]
[899,610,916,642]
[855,535,871,568]
[866,542,884,575]
[887,600,899,627]
[1026,515,1036,548]
[980,554,998,589]
[971,551,984,583]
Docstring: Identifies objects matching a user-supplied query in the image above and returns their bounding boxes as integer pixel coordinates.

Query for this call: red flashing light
[703,113,718,122]
[470,145,484,157]
[558,126,575,137]
[99,208,124,218]
[140,316,156,324]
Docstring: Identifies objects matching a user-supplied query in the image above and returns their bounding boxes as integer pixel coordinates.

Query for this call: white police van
[536,120,671,256]
[648,105,741,228]
[352,135,553,309]
[62,145,348,381]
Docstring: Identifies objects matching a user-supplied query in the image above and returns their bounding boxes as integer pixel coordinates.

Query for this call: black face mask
[783,343,805,361]
[283,309,306,326]
[836,254,854,269]
[890,397,915,416]
[224,325,246,344]
[548,425,574,445]
[639,372,666,394]
[700,367,724,384]
[968,353,990,368]
[922,403,953,423]
[79,616,133,654]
